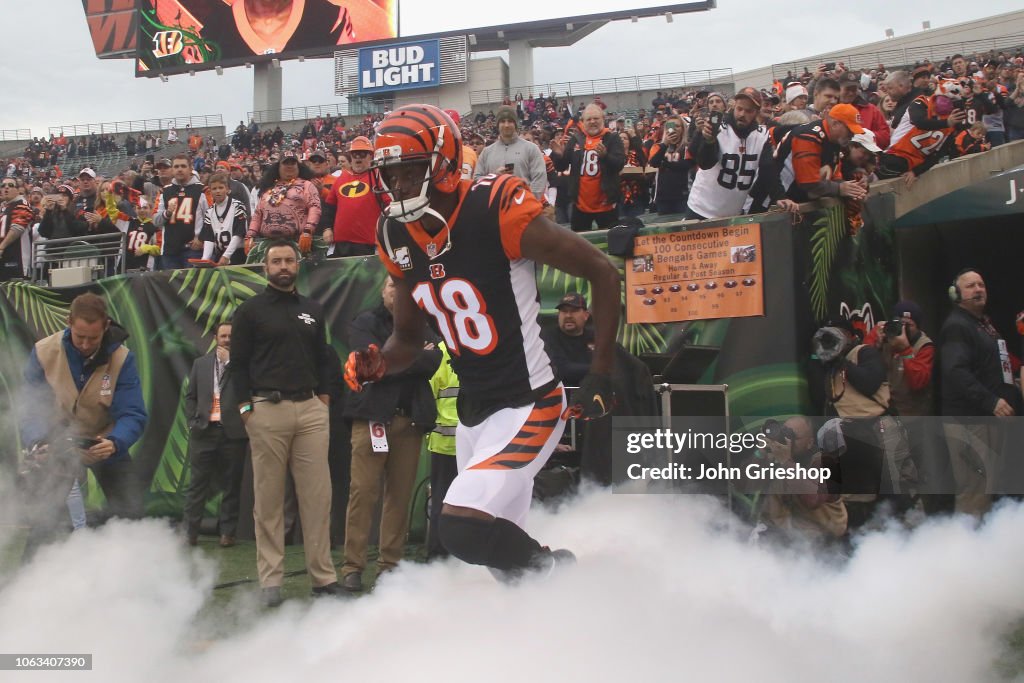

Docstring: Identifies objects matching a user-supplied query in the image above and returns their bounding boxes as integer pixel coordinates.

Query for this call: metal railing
[469,68,734,106]
[771,33,1024,81]
[48,115,223,138]
[32,233,127,286]
[0,129,31,142]
[247,101,385,124]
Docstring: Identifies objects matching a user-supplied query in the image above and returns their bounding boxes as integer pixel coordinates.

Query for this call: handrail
[32,232,127,285]
[48,115,224,138]
[0,129,31,142]
[770,33,1024,81]
[247,101,385,124]
[469,68,735,106]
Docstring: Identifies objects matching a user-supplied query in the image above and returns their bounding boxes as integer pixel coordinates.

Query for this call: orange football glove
[1016,310,1024,337]
[244,237,254,255]
[298,232,313,254]
[344,344,386,392]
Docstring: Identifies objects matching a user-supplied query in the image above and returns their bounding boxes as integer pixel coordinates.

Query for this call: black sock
[439,514,545,571]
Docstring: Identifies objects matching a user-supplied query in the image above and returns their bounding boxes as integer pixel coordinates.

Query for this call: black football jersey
[377,175,554,412]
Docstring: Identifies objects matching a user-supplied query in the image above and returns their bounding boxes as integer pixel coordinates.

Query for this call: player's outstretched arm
[520,217,620,376]
[381,275,430,375]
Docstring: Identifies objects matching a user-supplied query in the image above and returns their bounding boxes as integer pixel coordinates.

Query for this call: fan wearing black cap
[864,300,935,417]
[540,293,593,387]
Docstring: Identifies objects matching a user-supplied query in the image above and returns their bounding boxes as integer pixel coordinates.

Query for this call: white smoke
[2,490,1024,683]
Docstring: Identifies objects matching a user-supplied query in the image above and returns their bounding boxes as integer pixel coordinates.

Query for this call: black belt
[254,389,315,403]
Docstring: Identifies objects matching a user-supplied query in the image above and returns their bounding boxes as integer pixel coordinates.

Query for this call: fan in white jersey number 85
[411,278,499,356]
[717,153,759,191]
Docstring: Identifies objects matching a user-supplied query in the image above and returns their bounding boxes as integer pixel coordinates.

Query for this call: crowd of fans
[2,46,1024,570]
[0,45,1021,282]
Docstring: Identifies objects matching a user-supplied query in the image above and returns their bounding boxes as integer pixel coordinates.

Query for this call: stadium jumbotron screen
[136,0,398,76]
[135,0,711,77]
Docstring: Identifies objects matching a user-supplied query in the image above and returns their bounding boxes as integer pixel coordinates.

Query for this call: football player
[345,105,620,579]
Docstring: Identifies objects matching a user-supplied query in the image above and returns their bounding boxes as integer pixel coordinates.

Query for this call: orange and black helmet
[373,105,463,196]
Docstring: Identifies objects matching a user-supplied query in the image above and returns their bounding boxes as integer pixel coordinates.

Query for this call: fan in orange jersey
[877,80,968,186]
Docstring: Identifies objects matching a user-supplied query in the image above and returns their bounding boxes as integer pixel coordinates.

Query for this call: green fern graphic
[808,205,846,321]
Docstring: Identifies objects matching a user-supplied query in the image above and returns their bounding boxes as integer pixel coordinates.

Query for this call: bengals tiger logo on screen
[151,31,184,59]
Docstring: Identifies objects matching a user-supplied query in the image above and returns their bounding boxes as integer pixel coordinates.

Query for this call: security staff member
[939,269,1019,516]
[230,240,341,607]
[341,278,439,591]
[427,342,459,559]
[182,321,247,548]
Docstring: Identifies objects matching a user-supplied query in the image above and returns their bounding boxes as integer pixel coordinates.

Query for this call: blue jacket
[22,324,147,462]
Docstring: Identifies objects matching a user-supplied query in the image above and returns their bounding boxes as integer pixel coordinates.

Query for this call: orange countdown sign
[625,224,765,324]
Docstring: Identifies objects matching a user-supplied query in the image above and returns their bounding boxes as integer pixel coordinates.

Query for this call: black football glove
[562,373,614,421]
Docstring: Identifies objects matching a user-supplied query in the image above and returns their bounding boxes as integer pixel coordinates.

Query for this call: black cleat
[533,547,576,578]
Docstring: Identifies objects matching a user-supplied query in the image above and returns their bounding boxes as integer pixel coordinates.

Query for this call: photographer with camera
[865,301,935,416]
[18,293,147,557]
[753,416,848,544]
[812,319,914,524]
[685,87,799,220]
[864,301,951,512]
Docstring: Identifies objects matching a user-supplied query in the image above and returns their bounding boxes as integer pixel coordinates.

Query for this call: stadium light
[665,12,673,22]
[298,55,305,62]
[468,33,477,46]
[271,58,281,68]
[885,28,894,38]
[189,70,196,77]
[497,30,504,39]
[160,74,168,83]
[922,20,931,30]
[631,16,638,22]
[245,62,252,69]
[215,66,223,76]
[566,23,573,31]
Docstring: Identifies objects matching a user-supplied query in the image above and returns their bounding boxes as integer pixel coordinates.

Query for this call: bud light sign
[358,39,440,94]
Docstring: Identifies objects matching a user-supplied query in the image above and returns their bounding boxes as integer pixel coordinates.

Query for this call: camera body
[883,319,904,338]
[824,62,836,71]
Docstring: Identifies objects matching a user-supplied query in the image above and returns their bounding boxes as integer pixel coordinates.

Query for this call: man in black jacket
[939,269,1018,516]
[341,277,440,591]
[549,104,626,232]
[183,321,247,547]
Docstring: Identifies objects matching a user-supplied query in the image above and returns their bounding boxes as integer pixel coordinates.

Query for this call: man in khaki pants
[342,278,440,591]
[230,240,342,607]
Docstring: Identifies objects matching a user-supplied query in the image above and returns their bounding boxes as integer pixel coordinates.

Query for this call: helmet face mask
[374,156,434,223]
[372,105,463,224]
